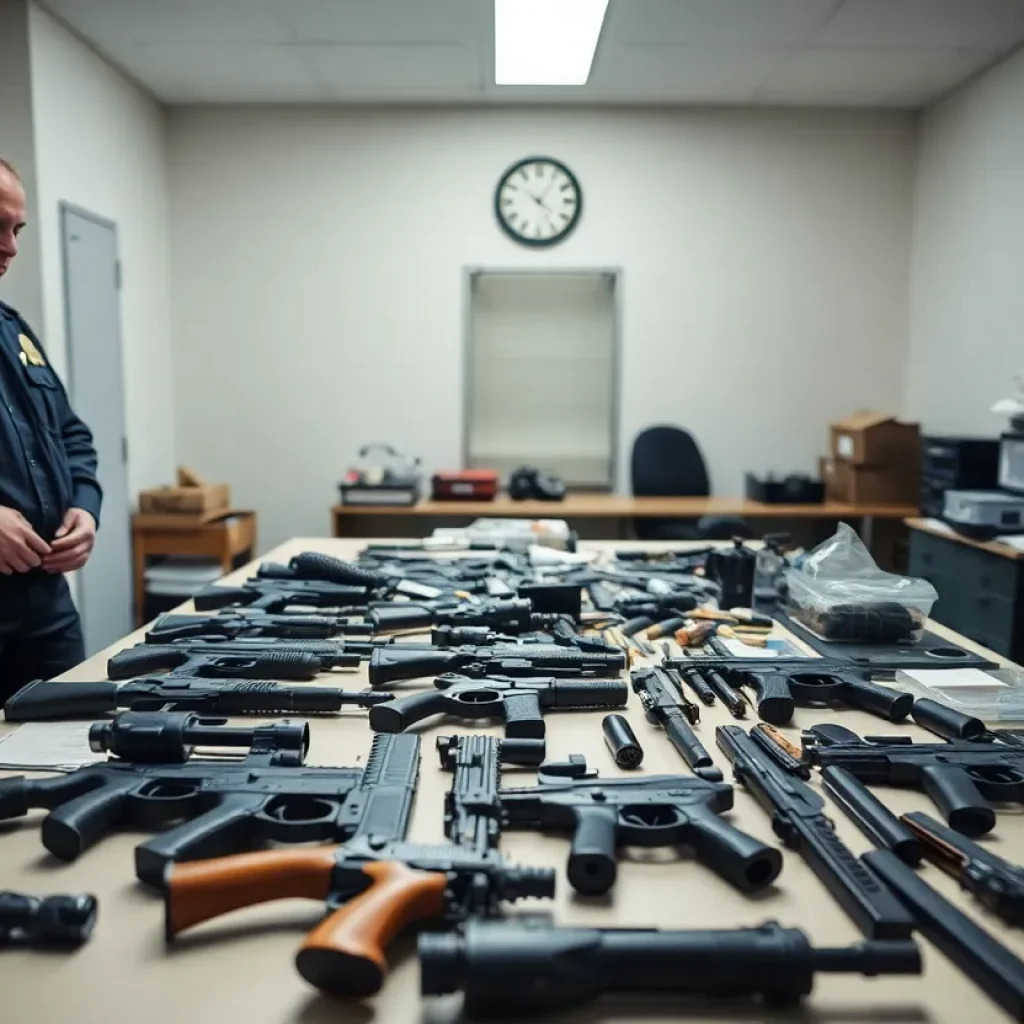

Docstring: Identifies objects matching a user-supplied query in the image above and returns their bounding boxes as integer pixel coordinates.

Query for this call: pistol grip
[566,806,619,894]
[920,764,995,837]
[747,672,794,725]
[368,691,449,733]
[165,847,337,939]
[686,812,783,893]
[295,861,447,997]
[502,691,544,739]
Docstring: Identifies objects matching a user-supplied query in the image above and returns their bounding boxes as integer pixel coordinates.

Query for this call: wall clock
[494,156,582,248]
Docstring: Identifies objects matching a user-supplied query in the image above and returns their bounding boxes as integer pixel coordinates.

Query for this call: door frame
[59,201,129,646]
[461,266,623,492]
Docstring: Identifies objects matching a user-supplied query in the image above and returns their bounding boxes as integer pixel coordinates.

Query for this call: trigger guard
[618,804,685,833]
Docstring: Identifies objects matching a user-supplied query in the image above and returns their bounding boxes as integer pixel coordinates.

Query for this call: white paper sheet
[0,722,105,771]
[901,668,1007,691]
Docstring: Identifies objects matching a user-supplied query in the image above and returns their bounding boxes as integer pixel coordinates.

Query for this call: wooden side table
[131,509,258,626]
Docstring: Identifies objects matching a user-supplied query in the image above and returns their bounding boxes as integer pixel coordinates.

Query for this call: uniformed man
[0,157,102,701]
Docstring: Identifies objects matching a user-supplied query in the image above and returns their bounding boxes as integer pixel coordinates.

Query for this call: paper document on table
[0,722,105,771]
[901,668,1007,691]
[996,535,1024,551]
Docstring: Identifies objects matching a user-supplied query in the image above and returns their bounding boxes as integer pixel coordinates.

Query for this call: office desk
[907,517,1024,660]
[131,509,258,626]
[2,538,1021,1024]
[332,494,917,543]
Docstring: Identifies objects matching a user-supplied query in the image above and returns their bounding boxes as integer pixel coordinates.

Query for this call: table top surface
[334,494,919,518]
[2,538,1022,1024]
[907,517,1024,561]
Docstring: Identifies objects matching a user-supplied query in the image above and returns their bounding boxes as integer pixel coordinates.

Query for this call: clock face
[495,157,582,247]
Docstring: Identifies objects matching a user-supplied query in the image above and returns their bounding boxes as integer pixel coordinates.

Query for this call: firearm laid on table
[164,731,554,998]
[0,891,99,948]
[432,619,620,654]
[0,710,420,888]
[368,672,628,740]
[804,723,1024,838]
[192,578,372,614]
[664,655,916,725]
[630,665,721,781]
[108,640,365,679]
[368,643,625,686]
[419,917,921,1017]
[146,611,373,642]
[3,676,391,722]
[258,549,491,599]
[899,810,1024,926]
[488,755,782,895]
[716,724,914,939]
[366,596,547,634]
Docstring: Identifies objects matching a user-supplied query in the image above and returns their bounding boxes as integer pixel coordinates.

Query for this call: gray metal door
[61,205,131,654]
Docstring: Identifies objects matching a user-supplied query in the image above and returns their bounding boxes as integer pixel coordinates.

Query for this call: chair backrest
[631,425,710,498]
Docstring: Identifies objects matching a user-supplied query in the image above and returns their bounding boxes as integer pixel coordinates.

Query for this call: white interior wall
[168,106,915,549]
[905,46,1024,438]
[28,3,176,497]
[0,0,45,330]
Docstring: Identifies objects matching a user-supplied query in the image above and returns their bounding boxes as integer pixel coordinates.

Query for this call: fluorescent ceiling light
[495,0,609,86]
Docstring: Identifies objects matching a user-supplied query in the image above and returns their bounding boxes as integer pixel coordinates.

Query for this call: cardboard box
[138,466,230,515]
[821,456,919,506]
[830,412,920,467]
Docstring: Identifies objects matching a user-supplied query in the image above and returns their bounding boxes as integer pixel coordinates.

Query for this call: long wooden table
[2,538,1021,1024]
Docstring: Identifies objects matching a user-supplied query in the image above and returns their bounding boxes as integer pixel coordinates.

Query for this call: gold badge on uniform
[18,333,46,367]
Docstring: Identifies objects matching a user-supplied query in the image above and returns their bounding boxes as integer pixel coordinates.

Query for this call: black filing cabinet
[919,436,1000,517]
[908,526,1024,659]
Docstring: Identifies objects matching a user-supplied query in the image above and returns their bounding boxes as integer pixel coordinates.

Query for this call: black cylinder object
[419,918,922,1015]
[602,714,644,769]
[822,767,922,866]
[88,711,309,763]
[705,538,756,609]
[911,698,986,741]
[0,892,98,947]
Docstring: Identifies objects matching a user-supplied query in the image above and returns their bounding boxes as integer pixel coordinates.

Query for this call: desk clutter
[5,528,1024,1018]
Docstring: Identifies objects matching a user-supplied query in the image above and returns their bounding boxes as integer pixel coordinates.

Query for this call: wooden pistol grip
[165,847,337,940]
[295,860,447,998]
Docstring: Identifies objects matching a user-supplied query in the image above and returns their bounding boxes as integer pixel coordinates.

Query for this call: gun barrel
[419,918,920,1014]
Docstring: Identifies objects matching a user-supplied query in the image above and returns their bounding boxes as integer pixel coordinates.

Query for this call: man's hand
[42,508,97,574]
[0,506,51,574]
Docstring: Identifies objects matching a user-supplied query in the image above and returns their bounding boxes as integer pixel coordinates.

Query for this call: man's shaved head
[0,159,27,278]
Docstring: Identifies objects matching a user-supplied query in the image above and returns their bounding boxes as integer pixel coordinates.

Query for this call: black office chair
[630,425,751,541]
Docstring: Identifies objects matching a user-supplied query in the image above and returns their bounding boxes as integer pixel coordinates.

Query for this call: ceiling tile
[112,44,320,103]
[42,0,291,44]
[815,0,1024,51]
[759,47,993,104]
[608,0,842,46]
[304,43,483,99]
[281,0,480,44]
[584,44,790,101]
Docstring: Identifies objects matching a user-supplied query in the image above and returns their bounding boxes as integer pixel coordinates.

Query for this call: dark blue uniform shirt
[0,300,102,540]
